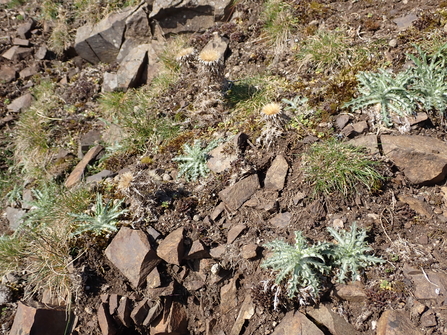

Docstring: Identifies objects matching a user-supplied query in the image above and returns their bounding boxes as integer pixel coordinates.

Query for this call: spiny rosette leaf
[172,139,220,181]
[261,231,331,298]
[70,193,128,236]
[327,222,384,283]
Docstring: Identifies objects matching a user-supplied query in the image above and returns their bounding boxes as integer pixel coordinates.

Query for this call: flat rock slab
[64,145,104,187]
[150,298,188,335]
[105,227,160,288]
[376,309,422,335]
[157,227,184,266]
[9,301,75,335]
[207,143,238,173]
[381,135,447,185]
[219,174,259,212]
[7,93,33,113]
[398,194,434,218]
[5,207,26,231]
[271,310,324,335]
[264,154,288,190]
[403,264,447,301]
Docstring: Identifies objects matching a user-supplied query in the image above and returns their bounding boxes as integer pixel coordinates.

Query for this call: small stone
[389,39,398,48]
[186,240,210,259]
[86,170,115,183]
[264,155,289,191]
[65,145,104,187]
[209,245,225,259]
[241,244,258,259]
[131,299,150,326]
[333,283,367,303]
[35,46,48,60]
[420,310,437,328]
[17,19,36,39]
[335,114,350,129]
[7,93,33,113]
[220,277,238,314]
[0,65,16,83]
[117,296,133,328]
[5,207,26,231]
[376,309,422,335]
[269,212,292,229]
[271,310,324,335]
[219,174,260,212]
[97,302,117,335]
[13,38,30,46]
[147,268,161,289]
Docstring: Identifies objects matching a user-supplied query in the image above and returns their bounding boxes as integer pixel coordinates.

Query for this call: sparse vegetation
[302,139,384,199]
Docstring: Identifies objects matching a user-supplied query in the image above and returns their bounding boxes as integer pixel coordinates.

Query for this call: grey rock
[376,309,422,335]
[7,93,33,113]
[157,227,185,266]
[116,44,150,90]
[219,174,260,212]
[74,6,136,64]
[1,46,19,60]
[19,64,39,79]
[16,19,36,39]
[264,155,288,191]
[105,227,160,288]
[9,301,75,335]
[102,72,119,93]
[35,46,48,60]
[393,13,418,31]
[0,65,16,83]
[13,38,30,46]
[86,170,116,183]
[420,310,437,328]
[306,303,357,335]
[269,212,292,229]
[78,129,102,157]
[271,310,324,335]
[0,284,13,305]
[381,135,447,185]
[335,114,350,129]
[207,142,238,173]
[5,207,26,231]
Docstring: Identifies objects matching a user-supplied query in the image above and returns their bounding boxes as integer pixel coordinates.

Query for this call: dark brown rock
[220,277,238,314]
[333,283,367,303]
[381,135,447,185]
[9,301,75,335]
[16,19,36,39]
[306,303,357,335]
[131,299,150,325]
[403,264,447,300]
[185,240,210,259]
[229,294,255,335]
[147,267,161,289]
[398,194,434,218]
[271,310,324,335]
[105,227,160,288]
[78,129,102,157]
[376,309,422,335]
[264,155,288,191]
[150,298,188,335]
[219,174,260,212]
[157,227,184,266]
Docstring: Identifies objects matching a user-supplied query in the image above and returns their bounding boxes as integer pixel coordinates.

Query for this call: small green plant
[262,223,384,301]
[261,231,330,298]
[408,44,447,115]
[327,222,385,283]
[70,193,127,236]
[343,69,416,126]
[302,139,384,199]
[173,139,220,181]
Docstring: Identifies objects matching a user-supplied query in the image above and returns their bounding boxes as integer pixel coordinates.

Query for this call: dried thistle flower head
[117,172,133,191]
[176,47,196,66]
[198,49,223,73]
[261,103,282,118]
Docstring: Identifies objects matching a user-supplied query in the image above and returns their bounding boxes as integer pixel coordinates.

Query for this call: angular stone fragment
[0,65,16,83]
[150,298,188,334]
[207,143,238,173]
[35,46,48,60]
[78,129,102,157]
[98,302,117,335]
[13,38,30,46]
[393,13,418,30]
[335,114,350,129]
[376,310,422,335]
[403,264,447,300]
[269,212,292,229]
[74,7,135,64]
[109,294,120,315]
[271,310,324,335]
[241,243,258,259]
[348,134,379,155]
[9,301,75,335]
[381,135,447,185]
[131,299,150,325]
[227,224,246,244]
[116,296,133,328]
[230,294,255,335]
[147,267,161,289]
[220,277,238,314]
[264,155,288,190]
[65,145,104,187]
[306,304,357,335]
[219,174,259,212]
[116,44,150,89]
[157,227,184,266]
[1,46,19,60]
[17,19,36,39]
[86,170,115,183]
[105,227,160,288]
[5,207,26,231]
[186,240,210,259]
[407,112,428,126]
[7,93,33,113]
[19,64,38,79]
[398,194,434,218]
